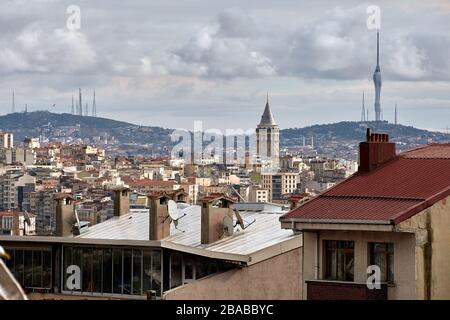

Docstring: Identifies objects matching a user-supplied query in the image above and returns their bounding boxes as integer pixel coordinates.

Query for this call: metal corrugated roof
[78,205,300,258]
[281,144,450,225]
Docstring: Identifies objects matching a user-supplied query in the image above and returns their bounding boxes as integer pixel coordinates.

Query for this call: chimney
[148,192,171,240]
[200,194,235,244]
[287,193,310,210]
[169,188,189,203]
[113,187,130,217]
[359,128,396,172]
[55,194,75,237]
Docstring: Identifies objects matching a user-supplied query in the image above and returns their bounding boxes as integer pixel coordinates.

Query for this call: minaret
[361,91,366,122]
[373,30,382,121]
[256,92,279,170]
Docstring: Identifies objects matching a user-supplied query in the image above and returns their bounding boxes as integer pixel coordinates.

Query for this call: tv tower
[361,91,366,122]
[92,90,97,117]
[373,30,382,121]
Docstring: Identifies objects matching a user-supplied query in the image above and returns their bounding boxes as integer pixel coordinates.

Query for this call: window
[62,246,162,297]
[325,240,354,281]
[369,243,394,283]
[4,248,51,290]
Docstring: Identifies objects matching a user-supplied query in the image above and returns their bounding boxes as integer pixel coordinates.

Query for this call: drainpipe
[315,231,320,279]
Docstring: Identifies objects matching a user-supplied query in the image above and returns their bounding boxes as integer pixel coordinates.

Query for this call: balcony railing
[306,280,388,300]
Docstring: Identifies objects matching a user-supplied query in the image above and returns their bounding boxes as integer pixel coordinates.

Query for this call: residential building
[280,130,450,300]
[262,172,299,202]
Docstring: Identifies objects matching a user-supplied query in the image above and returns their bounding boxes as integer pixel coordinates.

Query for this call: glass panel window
[42,251,52,289]
[102,249,112,294]
[152,251,161,295]
[15,250,24,285]
[63,247,73,291]
[82,248,93,293]
[142,250,152,295]
[112,249,122,294]
[92,249,103,293]
[24,250,33,287]
[123,249,132,295]
[325,240,354,281]
[369,243,394,283]
[170,253,182,289]
[132,250,142,295]
[32,251,42,288]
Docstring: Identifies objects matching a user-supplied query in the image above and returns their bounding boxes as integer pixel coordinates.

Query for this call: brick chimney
[113,187,130,217]
[199,194,235,244]
[148,192,171,240]
[359,128,396,172]
[55,194,75,237]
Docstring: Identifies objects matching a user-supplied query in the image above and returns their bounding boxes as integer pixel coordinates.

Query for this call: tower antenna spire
[92,90,96,117]
[377,30,380,67]
[78,88,83,116]
[361,91,366,122]
[12,90,15,113]
[373,30,382,121]
[395,103,398,125]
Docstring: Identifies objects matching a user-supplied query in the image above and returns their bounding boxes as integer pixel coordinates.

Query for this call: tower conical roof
[259,94,276,126]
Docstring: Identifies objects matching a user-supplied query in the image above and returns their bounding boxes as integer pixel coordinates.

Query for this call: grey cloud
[156,5,450,81]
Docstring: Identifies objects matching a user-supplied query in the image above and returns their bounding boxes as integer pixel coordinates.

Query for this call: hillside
[281,121,449,159]
[0,111,448,158]
[0,111,173,154]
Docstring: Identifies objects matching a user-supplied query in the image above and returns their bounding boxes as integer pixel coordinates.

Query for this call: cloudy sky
[1,0,450,131]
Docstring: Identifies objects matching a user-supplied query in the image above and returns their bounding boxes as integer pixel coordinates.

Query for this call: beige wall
[163,248,302,300]
[397,195,450,300]
[302,230,416,300]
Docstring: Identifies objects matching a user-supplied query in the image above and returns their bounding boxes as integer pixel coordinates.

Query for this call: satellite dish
[222,216,234,237]
[167,200,187,232]
[167,200,180,221]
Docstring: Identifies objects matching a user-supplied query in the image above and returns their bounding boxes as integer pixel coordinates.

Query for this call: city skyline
[0,0,450,131]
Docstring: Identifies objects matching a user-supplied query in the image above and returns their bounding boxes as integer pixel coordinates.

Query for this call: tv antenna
[233,209,256,230]
[166,200,187,232]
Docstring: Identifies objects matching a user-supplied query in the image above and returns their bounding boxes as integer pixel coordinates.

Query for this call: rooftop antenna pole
[78,88,82,116]
[395,103,398,125]
[12,90,15,113]
[361,91,366,122]
[92,90,96,117]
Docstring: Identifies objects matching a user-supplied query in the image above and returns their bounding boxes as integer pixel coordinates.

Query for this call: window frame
[324,240,355,282]
[368,242,394,284]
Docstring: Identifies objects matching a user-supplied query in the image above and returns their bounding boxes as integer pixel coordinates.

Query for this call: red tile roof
[281,144,450,225]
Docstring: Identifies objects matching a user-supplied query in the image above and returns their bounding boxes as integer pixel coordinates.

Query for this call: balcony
[306,280,388,300]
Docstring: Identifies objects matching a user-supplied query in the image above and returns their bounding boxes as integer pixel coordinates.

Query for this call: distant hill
[282,121,448,143]
[0,111,448,158]
[282,121,449,159]
[0,111,173,154]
